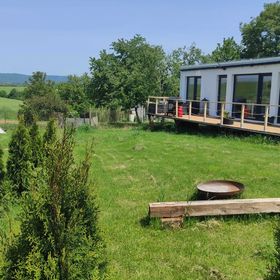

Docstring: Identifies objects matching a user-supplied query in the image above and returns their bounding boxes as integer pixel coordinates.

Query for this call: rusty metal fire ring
[197,180,245,199]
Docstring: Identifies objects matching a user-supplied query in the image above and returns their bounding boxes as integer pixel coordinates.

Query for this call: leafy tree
[3,128,106,279]
[29,123,44,168]
[89,35,166,122]
[210,37,241,62]
[240,1,280,58]
[24,72,55,99]
[21,72,68,121]
[0,147,5,184]
[8,88,25,100]
[58,74,91,117]
[6,122,32,195]
[164,44,209,96]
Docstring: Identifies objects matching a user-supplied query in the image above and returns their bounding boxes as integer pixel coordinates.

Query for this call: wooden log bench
[149,198,280,224]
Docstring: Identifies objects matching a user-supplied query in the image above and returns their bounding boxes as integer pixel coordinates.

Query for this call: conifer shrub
[0,147,5,184]
[3,127,106,279]
[6,122,32,195]
[265,221,280,280]
[43,118,57,146]
[29,122,44,168]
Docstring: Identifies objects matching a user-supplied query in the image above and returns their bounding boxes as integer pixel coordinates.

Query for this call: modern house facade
[179,57,280,124]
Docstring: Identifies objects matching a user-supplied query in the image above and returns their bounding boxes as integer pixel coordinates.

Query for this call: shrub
[6,122,32,195]
[29,123,44,168]
[3,127,106,279]
[0,147,5,184]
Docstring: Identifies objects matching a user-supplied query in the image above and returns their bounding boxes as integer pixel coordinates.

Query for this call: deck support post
[220,103,225,125]
[189,101,192,119]
[240,104,245,128]
[203,101,207,122]
[175,100,178,118]
[264,105,269,131]
[155,98,158,115]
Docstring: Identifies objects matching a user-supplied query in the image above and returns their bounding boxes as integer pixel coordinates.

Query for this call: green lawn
[1,126,280,279]
[0,97,22,120]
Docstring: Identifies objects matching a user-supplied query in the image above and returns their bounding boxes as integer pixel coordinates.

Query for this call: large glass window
[233,73,272,120]
[186,76,201,100]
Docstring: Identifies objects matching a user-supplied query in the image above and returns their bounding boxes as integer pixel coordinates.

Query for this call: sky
[0,0,276,76]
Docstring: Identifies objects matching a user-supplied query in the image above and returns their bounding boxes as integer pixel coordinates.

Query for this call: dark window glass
[234,75,258,103]
[217,75,227,115]
[196,77,201,100]
[187,77,195,100]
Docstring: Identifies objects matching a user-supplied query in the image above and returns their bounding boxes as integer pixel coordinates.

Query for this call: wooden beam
[220,103,225,125]
[149,198,280,218]
[240,104,245,128]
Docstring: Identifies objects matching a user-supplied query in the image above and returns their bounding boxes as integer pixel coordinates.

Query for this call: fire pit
[197,180,244,199]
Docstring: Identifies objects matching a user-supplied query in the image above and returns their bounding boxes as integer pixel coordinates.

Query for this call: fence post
[189,101,192,119]
[175,100,178,118]
[203,101,207,122]
[155,98,158,115]
[220,103,225,125]
[240,104,245,128]
[264,105,269,131]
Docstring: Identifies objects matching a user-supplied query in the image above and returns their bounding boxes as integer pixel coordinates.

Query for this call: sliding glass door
[217,75,227,115]
[187,76,201,114]
[233,73,272,120]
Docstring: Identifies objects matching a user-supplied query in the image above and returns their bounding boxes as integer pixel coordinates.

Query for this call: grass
[0,97,22,120]
[0,85,25,93]
[1,125,280,279]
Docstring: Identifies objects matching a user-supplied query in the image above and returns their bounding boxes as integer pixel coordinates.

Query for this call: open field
[1,125,280,279]
[0,97,22,120]
[0,85,25,93]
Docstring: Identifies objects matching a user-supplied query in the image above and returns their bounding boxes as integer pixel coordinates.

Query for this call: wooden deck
[153,113,280,136]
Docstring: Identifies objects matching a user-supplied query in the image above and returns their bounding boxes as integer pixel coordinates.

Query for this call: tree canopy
[240,1,280,58]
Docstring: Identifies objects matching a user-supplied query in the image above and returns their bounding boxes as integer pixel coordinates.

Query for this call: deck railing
[147,96,280,132]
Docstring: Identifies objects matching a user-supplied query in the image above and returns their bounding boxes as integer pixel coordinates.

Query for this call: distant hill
[0,73,68,85]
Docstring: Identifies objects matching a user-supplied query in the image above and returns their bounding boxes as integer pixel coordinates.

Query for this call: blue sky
[0,0,275,75]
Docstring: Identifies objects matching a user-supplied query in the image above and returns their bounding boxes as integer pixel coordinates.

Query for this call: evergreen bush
[3,127,106,279]
[29,123,43,168]
[6,123,32,195]
[0,147,5,184]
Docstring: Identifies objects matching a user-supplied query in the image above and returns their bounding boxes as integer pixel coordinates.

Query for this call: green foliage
[164,44,210,96]
[43,119,57,147]
[0,147,5,184]
[22,72,68,121]
[57,74,91,117]
[29,123,43,168]
[89,35,166,121]
[6,123,32,195]
[210,37,241,62]
[240,1,280,58]
[265,220,280,280]
[8,88,25,100]
[0,90,7,98]
[3,128,106,279]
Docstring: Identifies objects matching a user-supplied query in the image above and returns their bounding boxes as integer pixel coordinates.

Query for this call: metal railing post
[189,101,192,119]
[203,101,207,122]
[220,103,225,125]
[240,104,245,128]
[264,105,269,131]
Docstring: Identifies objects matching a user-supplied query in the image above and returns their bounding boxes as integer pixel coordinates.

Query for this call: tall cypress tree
[6,122,32,195]
[29,122,43,167]
[0,147,5,184]
[43,119,57,146]
[3,127,106,279]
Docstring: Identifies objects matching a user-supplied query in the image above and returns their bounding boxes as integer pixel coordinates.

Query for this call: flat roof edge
[180,57,280,72]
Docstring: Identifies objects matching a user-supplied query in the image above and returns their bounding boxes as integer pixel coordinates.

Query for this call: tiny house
[179,57,280,124]
[148,57,280,136]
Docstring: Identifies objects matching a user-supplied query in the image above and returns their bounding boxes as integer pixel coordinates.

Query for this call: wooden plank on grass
[149,198,280,218]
